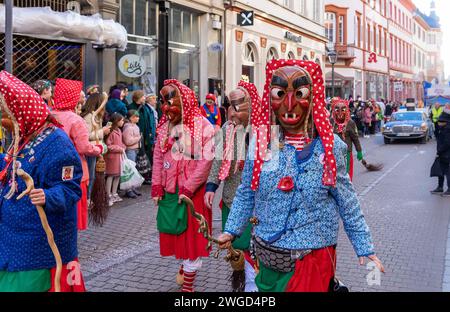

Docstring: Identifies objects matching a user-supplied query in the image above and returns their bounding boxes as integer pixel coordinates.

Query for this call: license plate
[397,133,411,137]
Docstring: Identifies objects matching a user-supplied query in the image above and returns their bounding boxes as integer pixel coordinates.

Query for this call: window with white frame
[313,0,321,23]
[324,12,336,43]
[288,51,296,60]
[244,43,256,63]
[338,16,344,44]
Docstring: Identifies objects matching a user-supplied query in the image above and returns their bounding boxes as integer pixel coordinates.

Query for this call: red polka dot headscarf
[156,79,203,153]
[52,78,83,111]
[0,70,50,137]
[217,80,261,180]
[251,59,337,190]
[331,97,351,134]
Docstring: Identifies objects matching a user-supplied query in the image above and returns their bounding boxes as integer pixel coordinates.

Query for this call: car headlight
[414,126,420,131]
[383,126,392,132]
[421,123,427,131]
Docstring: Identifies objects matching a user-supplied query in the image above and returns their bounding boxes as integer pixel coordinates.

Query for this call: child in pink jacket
[122,110,142,198]
[104,113,126,206]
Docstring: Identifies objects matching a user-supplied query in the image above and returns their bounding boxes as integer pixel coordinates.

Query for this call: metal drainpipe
[5,0,13,73]
[223,0,233,101]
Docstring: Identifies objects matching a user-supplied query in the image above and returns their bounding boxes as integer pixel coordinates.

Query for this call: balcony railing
[335,44,355,59]
[0,0,71,12]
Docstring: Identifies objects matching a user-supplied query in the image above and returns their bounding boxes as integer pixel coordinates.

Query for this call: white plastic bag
[120,153,144,190]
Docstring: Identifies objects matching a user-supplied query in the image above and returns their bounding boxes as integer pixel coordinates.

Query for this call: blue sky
[414,0,449,78]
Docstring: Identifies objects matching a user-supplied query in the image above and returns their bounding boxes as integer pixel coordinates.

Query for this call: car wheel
[384,137,391,144]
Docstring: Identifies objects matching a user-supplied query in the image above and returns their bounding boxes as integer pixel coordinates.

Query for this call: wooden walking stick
[16,168,62,292]
[180,195,245,271]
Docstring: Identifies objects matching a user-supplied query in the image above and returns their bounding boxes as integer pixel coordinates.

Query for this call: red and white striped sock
[182,271,197,292]
[285,132,311,151]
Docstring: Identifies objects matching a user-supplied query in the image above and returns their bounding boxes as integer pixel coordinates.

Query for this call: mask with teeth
[270,66,313,134]
[160,84,182,126]
[228,87,251,127]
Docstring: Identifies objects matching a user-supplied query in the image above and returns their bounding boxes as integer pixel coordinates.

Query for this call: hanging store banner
[118,54,146,78]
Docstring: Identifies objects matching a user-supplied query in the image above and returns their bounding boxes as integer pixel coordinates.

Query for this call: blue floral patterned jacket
[224,135,375,257]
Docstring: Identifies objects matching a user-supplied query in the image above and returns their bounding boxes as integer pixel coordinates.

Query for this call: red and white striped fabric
[284,133,311,151]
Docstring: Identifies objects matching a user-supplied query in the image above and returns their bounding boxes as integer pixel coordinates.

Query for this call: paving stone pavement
[78,136,450,292]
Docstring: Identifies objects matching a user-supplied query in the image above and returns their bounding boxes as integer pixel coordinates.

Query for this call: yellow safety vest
[432,106,444,123]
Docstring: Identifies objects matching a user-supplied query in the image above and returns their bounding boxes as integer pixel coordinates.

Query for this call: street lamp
[327,43,338,98]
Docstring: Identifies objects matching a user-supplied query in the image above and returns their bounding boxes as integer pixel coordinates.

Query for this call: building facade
[224,0,326,94]
[324,0,389,100]
[324,0,444,103]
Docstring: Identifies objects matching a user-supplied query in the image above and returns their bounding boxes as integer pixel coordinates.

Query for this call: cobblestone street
[78,135,450,292]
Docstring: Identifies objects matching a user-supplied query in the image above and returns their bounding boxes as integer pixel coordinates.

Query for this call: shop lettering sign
[285,31,302,43]
[118,54,146,78]
[208,43,224,52]
[393,82,403,92]
[368,52,378,63]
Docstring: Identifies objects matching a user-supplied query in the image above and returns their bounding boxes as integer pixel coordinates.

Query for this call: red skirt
[285,246,336,292]
[159,185,212,260]
[48,258,86,292]
[77,181,88,231]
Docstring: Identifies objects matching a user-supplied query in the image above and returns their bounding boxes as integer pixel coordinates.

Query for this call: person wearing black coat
[431,111,450,196]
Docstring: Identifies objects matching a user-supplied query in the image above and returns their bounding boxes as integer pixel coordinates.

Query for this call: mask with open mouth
[250,59,336,190]
[160,84,182,126]
[270,66,313,134]
[228,87,251,127]
[331,97,350,135]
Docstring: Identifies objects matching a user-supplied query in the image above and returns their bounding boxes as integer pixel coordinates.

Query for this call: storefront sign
[368,52,378,63]
[208,43,223,52]
[238,11,254,26]
[118,54,146,78]
[285,31,302,43]
[393,82,403,92]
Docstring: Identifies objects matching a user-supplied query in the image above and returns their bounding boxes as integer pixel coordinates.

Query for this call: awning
[0,5,127,51]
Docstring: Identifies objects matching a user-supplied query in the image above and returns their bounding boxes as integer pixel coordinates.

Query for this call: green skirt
[222,203,252,251]
[0,269,51,292]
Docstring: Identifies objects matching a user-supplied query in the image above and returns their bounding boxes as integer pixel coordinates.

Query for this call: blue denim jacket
[224,135,375,257]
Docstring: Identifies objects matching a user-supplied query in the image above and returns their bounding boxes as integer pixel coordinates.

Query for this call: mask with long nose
[228,87,250,127]
[270,66,313,134]
[160,84,182,126]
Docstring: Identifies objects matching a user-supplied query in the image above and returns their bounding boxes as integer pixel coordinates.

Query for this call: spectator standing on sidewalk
[431,106,450,197]
[106,88,128,119]
[128,91,157,175]
[363,102,372,138]
[122,110,142,199]
[32,79,54,109]
[81,92,111,200]
[104,113,126,207]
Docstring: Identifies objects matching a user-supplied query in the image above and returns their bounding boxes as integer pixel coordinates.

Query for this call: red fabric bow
[53,78,83,111]
[251,59,337,190]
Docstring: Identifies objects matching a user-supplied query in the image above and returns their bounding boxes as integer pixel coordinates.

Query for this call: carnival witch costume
[52,78,103,231]
[219,59,384,292]
[151,79,215,292]
[330,97,382,181]
[0,71,86,292]
[205,81,260,292]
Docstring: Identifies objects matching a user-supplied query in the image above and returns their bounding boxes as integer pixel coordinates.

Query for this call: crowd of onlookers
[26,80,230,208]
[326,95,403,138]
[29,80,163,207]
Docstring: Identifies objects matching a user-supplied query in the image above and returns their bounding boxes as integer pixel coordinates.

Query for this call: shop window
[288,51,296,60]
[315,58,321,65]
[244,43,257,63]
[302,55,309,61]
[0,34,82,85]
[242,42,257,83]
[338,16,344,44]
[324,12,336,43]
